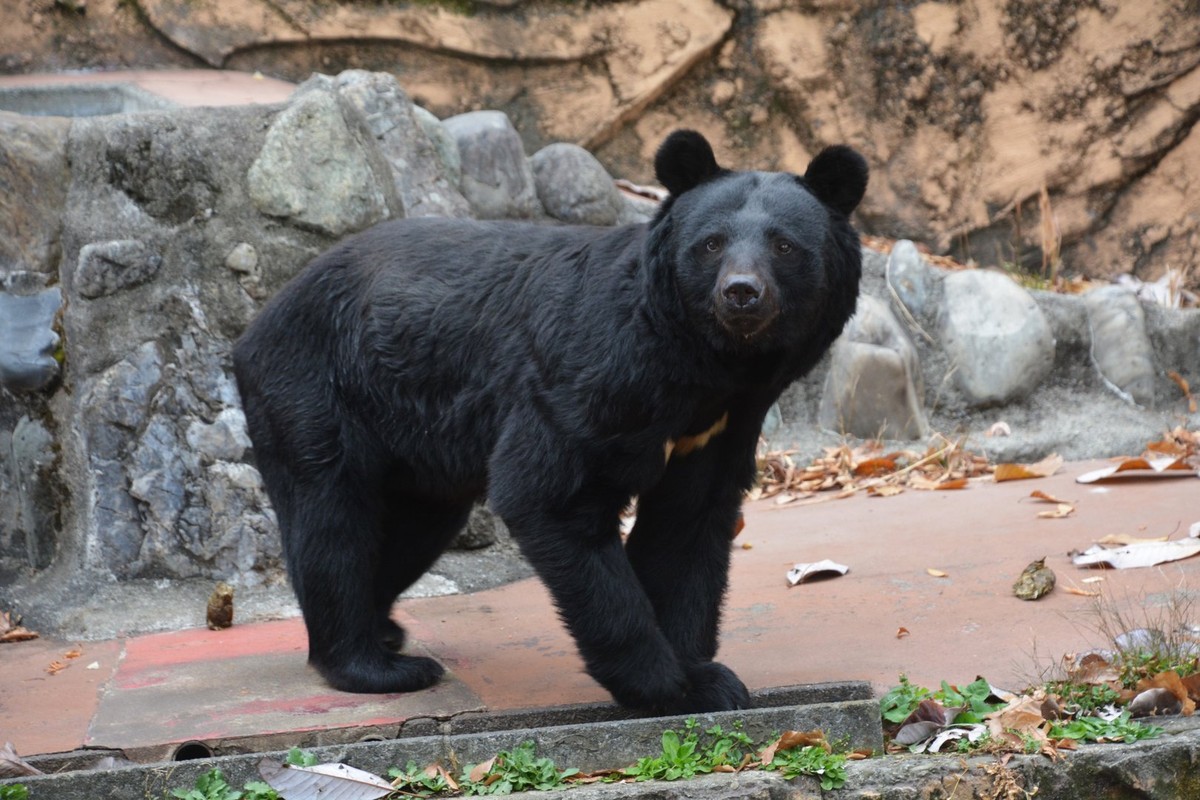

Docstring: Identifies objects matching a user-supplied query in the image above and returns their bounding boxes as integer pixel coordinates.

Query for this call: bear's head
[647,130,867,369]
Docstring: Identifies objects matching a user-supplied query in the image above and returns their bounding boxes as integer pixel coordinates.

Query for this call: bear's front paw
[667,662,750,714]
[317,651,445,694]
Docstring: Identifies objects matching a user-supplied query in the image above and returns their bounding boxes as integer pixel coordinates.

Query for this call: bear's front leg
[623,413,764,712]
[493,489,701,712]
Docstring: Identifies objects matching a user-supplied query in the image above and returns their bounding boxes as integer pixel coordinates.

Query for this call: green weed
[880,673,931,723]
[169,768,278,800]
[768,746,847,790]
[462,741,578,795]
[0,785,29,800]
[390,762,456,797]
[1049,711,1163,743]
[1044,680,1120,713]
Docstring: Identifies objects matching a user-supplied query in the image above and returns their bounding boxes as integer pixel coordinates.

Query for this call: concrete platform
[3,459,1198,766]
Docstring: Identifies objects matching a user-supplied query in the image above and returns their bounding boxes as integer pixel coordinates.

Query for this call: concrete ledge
[12,716,1200,799]
[11,683,882,799]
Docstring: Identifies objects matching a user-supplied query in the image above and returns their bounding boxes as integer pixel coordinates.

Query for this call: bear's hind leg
[286,482,445,694]
[372,497,471,652]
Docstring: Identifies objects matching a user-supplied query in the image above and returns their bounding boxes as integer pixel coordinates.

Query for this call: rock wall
[0,70,650,599]
[22,0,1192,289]
[0,69,1196,617]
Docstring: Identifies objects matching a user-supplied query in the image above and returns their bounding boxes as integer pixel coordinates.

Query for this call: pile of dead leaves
[0,610,37,644]
[751,436,992,505]
[1146,425,1199,465]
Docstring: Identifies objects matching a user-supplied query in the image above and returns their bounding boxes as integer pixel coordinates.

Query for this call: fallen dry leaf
[896,626,910,638]
[259,760,394,799]
[994,453,1064,482]
[1065,652,1120,685]
[1030,489,1071,504]
[786,560,849,586]
[1135,671,1196,716]
[1036,503,1076,519]
[46,660,68,675]
[1097,533,1169,546]
[853,457,898,477]
[0,742,43,778]
[868,484,904,497]
[0,610,39,644]
[1075,456,1197,484]
[1072,539,1200,569]
[1063,586,1101,597]
[64,648,83,659]
[1128,687,1182,717]
[1168,371,1197,413]
[468,757,496,784]
[926,568,948,578]
[758,730,830,766]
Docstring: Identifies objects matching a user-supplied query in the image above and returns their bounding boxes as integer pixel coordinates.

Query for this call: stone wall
[0,70,650,595]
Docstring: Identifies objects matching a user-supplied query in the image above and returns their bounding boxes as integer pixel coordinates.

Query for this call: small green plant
[621,719,757,782]
[1049,711,1162,743]
[932,677,1007,723]
[1044,680,1120,713]
[768,746,847,790]
[880,674,931,723]
[284,747,318,767]
[462,741,578,795]
[0,785,29,800]
[1114,646,1199,688]
[955,731,991,753]
[390,762,456,797]
[169,768,278,800]
[624,725,707,782]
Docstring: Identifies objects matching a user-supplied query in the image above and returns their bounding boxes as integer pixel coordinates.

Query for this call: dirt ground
[3,0,1198,298]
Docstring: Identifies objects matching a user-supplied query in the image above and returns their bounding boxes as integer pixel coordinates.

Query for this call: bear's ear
[804,145,869,216]
[655,130,722,197]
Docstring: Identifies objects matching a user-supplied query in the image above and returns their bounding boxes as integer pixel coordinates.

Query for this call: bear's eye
[703,236,723,253]
[775,240,795,255]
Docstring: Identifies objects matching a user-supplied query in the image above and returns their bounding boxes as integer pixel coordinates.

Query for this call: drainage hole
[173,741,215,761]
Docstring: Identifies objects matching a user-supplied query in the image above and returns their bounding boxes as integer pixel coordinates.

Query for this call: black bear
[233,130,867,714]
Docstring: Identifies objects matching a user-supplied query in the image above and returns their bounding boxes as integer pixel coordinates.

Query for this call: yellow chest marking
[664,412,730,462]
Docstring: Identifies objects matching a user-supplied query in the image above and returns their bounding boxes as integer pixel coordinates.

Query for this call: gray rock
[442,110,541,219]
[413,105,463,189]
[247,89,392,236]
[330,70,471,219]
[940,269,1055,405]
[453,503,510,550]
[75,239,162,299]
[818,295,928,440]
[0,416,59,569]
[185,407,252,463]
[0,112,69,274]
[1085,285,1157,406]
[0,285,61,392]
[885,239,938,319]
[530,142,623,225]
[224,242,259,276]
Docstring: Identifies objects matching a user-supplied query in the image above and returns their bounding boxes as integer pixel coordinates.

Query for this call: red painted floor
[3,460,1196,760]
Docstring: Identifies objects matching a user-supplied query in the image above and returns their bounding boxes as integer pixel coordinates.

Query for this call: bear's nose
[721,275,763,309]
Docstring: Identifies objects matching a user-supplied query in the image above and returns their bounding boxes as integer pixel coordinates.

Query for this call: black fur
[233,131,867,714]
